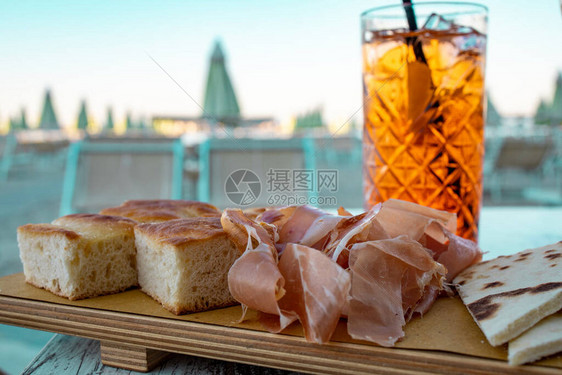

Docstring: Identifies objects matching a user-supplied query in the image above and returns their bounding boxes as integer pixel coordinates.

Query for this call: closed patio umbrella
[77,100,89,131]
[105,107,114,131]
[550,73,562,125]
[202,40,240,126]
[535,100,550,125]
[38,89,59,130]
[10,109,28,131]
[125,112,133,132]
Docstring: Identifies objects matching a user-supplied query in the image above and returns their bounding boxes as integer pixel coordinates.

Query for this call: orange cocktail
[362,3,487,241]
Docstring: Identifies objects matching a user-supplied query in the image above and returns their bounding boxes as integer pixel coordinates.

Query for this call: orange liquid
[362,28,486,242]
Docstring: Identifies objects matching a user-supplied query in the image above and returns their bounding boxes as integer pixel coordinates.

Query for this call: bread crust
[135,217,228,248]
[48,214,137,241]
[18,223,81,240]
[53,213,137,229]
[19,215,137,242]
[100,200,221,223]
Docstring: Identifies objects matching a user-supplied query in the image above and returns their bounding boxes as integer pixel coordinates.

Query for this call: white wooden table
[20,206,562,374]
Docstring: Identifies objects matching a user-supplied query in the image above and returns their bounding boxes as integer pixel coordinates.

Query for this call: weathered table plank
[23,335,299,375]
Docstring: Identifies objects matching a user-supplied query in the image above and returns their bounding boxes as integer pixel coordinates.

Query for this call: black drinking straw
[402,0,428,64]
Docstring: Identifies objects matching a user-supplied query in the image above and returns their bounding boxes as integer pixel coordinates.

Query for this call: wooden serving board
[0,273,560,374]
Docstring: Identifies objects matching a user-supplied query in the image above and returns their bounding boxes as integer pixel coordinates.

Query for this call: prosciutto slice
[347,236,446,346]
[241,206,270,221]
[436,231,482,282]
[262,243,350,343]
[258,206,298,232]
[228,243,289,315]
[323,203,388,268]
[376,199,482,281]
[337,206,353,216]
[376,199,457,242]
[221,209,296,329]
[259,205,344,250]
[221,208,276,253]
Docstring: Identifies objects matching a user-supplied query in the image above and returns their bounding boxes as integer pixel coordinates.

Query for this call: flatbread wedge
[508,312,562,365]
[453,242,562,346]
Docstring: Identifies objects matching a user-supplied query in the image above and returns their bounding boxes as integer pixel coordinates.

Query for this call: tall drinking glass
[361,2,487,242]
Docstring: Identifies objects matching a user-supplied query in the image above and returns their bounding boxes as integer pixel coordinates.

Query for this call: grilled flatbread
[453,242,562,346]
[508,312,562,365]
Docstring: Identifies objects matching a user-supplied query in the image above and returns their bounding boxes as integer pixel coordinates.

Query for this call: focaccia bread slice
[100,199,221,223]
[134,217,240,315]
[453,242,562,346]
[18,214,138,300]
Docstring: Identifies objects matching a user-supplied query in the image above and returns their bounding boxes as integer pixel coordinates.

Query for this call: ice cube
[456,25,476,34]
[457,28,486,50]
[460,34,478,50]
[422,13,454,30]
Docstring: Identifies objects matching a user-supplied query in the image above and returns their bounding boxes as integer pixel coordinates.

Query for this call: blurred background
[0,0,561,373]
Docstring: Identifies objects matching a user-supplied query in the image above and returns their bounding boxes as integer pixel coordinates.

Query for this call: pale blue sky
[1,0,561,127]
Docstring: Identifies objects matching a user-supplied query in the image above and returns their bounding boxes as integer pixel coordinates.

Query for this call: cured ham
[221,208,276,253]
[241,206,270,221]
[263,243,350,343]
[337,206,353,216]
[376,199,482,281]
[437,231,483,282]
[259,205,344,251]
[221,199,481,348]
[221,209,296,329]
[376,198,456,242]
[347,236,446,346]
[323,203,388,268]
[228,243,290,316]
